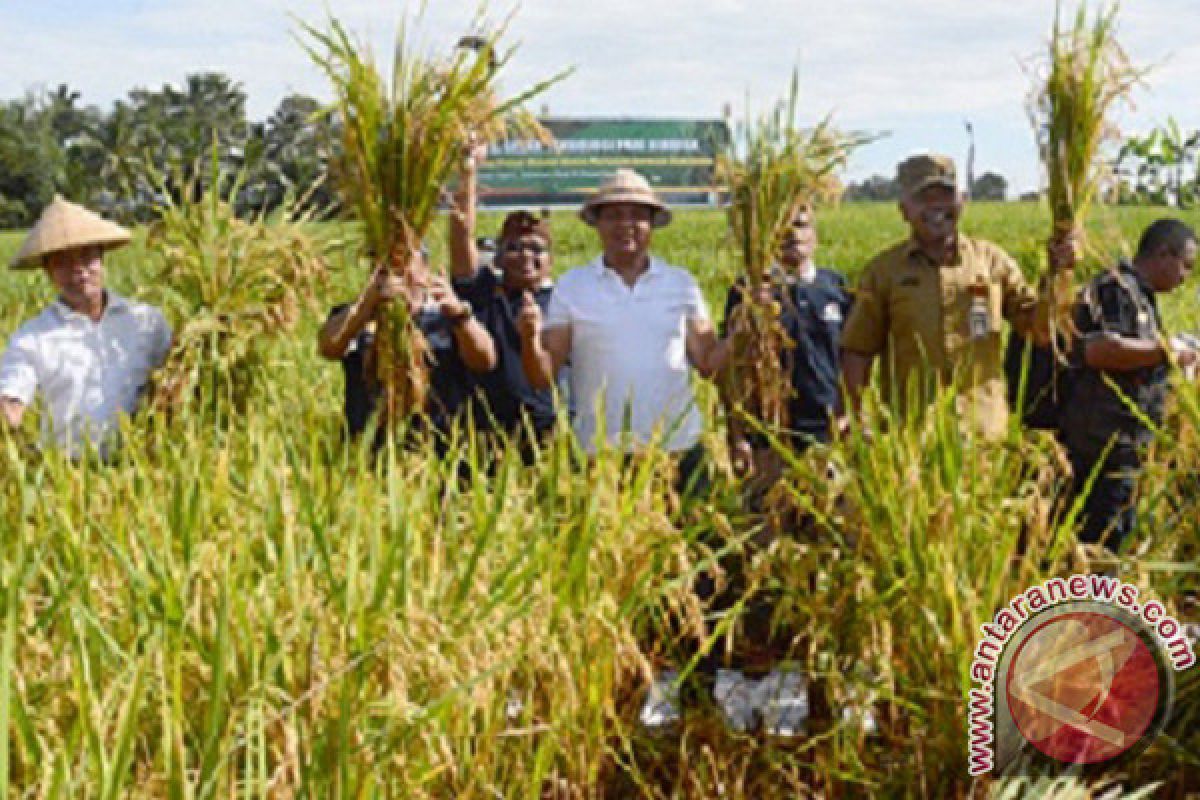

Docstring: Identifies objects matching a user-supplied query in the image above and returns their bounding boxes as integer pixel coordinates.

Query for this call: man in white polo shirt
[0,196,172,457]
[520,169,731,730]
[521,169,728,471]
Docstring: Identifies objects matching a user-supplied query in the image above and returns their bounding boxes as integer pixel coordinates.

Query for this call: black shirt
[453,266,557,433]
[327,302,473,437]
[722,267,852,439]
[1061,261,1168,464]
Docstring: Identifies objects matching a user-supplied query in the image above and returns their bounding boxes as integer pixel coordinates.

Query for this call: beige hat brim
[579,194,673,228]
[10,196,132,270]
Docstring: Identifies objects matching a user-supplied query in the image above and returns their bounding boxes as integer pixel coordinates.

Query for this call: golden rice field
[1,201,1199,798]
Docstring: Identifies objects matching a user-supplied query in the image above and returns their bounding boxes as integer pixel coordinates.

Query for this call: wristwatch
[446,305,473,327]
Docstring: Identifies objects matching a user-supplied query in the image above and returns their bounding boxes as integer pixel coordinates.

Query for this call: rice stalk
[301,11,567,425]
[144,151,330,416]
[716,71,871,434]
[1029,1,1146,342]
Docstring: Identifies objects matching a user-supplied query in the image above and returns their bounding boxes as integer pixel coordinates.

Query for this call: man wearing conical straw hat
[520,168,734,730]
[0,197,172,456]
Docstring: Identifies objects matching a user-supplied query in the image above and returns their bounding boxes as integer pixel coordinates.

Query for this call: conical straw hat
[10,196,132,269]
[579,168,672,228]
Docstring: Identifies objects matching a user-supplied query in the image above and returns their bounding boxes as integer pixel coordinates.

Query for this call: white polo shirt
[0,292,172,455]
[545,255,710,453]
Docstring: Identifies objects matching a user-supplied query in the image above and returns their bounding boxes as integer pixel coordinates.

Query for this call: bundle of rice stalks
[716,72,870,434]
[1030,1,1145,348]
[145,161,329,415]
[302,13,565,425]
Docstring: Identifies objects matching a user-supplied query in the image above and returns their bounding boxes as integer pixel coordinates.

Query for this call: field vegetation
[1,201,1199,797]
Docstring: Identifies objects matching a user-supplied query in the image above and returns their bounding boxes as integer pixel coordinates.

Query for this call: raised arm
[318,266,401,360]
[427,275,496,373]
[1008,233,1079,346]
[686,317,733,379]
[448,141,487,282]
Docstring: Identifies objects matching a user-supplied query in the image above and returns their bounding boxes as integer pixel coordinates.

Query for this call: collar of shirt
[769,262,818,285]
[591,254,663,285]
[497,278,555,297]
[51,290,130,325]
[904,236,966,266]
[1118,259,1157,298]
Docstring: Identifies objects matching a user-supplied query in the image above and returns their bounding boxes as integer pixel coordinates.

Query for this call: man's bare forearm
[318,293,377,360]
[1085,333,1167,372]
[521,335,556,390]
[451,316,497,373]
[448,163,480,281]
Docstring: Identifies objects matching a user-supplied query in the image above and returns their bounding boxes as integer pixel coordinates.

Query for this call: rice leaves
[301,11,567,424]
[2,204,1200,796]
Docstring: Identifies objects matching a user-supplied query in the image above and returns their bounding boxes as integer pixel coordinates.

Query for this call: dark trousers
[1068,453,1139,553]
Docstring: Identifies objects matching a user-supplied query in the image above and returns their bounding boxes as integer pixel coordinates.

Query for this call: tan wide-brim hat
[10,195,132,269]
[579,168,672,228]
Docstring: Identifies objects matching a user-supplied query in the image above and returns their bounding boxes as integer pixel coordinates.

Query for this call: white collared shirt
[545,255,710,453]
[0,292,172,455]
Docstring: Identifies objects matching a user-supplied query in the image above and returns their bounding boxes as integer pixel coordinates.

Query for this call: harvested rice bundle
[302,13,565,425]
[146,165,329,414]
[717,73,870,434]
[1030,1,1144,337]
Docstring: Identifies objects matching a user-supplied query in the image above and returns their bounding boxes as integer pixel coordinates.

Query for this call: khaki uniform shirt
[841,236,1038,438]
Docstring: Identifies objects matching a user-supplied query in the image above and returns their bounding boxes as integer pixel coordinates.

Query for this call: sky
[2,0,1198,194]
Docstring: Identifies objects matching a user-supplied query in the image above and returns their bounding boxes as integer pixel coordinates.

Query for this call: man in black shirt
[449,145,559,442]
[1060,219,1197,551]
[707,207,853,737]
[723,207,852,477]
[318,251,497,445]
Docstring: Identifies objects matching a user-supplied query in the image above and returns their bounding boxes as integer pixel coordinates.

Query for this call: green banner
[480,118,730,205]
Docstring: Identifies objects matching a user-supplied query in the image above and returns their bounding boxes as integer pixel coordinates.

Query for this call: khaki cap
[579,169,672,228]
[10,196,132,269]
[896,154,957,198]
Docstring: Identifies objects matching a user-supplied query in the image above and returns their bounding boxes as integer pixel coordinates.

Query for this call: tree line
[3,73,1198,228]
[0,74,335,228]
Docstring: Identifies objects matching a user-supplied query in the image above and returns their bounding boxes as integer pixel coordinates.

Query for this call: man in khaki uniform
[840,154,1064,437]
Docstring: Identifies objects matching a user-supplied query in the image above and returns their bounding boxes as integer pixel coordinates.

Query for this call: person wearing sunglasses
[448,142,560,448]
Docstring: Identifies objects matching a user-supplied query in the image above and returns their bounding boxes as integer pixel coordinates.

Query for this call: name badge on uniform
[822,302,843,323]
[968,284,990,340]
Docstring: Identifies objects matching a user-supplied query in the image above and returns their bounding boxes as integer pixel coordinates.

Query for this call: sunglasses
[503,241,548,256]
